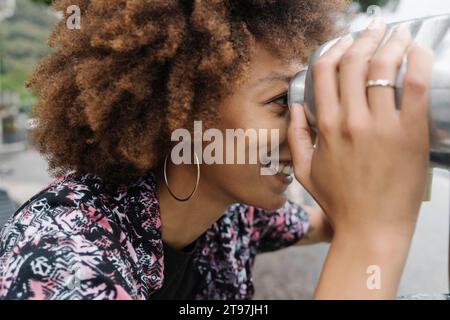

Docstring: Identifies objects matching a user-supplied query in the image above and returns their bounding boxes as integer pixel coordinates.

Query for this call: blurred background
[0,0,449,299]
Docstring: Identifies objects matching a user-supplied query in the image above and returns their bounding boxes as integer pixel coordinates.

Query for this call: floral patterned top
[0,171,310,300]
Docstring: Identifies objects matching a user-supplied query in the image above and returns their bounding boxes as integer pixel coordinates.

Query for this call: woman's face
[201,44,303,210]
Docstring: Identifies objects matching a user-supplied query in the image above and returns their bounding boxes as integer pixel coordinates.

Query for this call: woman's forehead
[250,44,303,74]
[247,57,303,90]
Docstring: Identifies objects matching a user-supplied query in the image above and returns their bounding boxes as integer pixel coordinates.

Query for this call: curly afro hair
[28,0,349,183]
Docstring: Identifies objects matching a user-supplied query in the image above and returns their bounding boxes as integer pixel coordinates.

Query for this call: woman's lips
[274,171,294,185]
[262,160,294,185]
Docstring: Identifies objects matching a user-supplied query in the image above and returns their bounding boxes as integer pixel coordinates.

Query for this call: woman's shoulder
[2,173,112,236]
[0,171,161,299]
[0,170,160,248]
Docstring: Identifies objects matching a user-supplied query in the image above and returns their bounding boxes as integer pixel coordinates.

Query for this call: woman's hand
[288,18,434,299]
[289,18,433,241]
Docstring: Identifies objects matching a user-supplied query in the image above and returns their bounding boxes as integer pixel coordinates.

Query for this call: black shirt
[151,240,201,300]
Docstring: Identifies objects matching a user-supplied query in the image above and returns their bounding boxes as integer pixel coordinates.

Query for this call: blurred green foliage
[1,0,57,111]
[30,0,51,4]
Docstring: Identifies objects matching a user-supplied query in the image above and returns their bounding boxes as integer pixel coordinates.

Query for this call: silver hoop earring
[163,151,200,202]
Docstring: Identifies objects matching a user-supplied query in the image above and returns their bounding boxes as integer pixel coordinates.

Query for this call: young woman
[0,0,433,300]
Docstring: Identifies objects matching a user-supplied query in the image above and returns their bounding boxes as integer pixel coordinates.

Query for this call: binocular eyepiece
[289,14,450,169]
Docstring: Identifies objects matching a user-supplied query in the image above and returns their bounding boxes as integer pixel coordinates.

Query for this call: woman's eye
[271,93,288,107]
[266,93,289,117]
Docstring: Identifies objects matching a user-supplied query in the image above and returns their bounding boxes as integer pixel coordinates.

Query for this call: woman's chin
[256,193,288,211]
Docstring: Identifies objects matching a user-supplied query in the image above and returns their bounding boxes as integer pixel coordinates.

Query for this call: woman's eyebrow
[250,72,293,89]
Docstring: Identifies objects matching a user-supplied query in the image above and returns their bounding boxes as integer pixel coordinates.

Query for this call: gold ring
[366,79,396,88]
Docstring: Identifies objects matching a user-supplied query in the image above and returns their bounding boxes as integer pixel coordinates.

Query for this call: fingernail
[289,103,301,112]
[339,34,354,45]
[367,17,384,30]
[394,24,410,37]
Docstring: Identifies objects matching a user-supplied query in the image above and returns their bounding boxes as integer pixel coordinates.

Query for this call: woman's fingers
[339,18,387,118]
[367,24,412,119]
[288,103,315,191]
[312,35,354,126]
[400,43,434,128]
